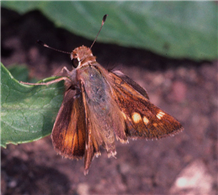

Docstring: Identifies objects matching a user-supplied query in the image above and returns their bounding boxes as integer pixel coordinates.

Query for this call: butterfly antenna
[90,14,108,49]
[37,40,71,55]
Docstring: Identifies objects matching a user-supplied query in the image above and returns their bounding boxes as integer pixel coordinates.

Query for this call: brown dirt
[1,8,217,195]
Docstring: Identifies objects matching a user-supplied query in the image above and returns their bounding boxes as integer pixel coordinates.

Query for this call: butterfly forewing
[107,72,183,139]
[51,89,86,159]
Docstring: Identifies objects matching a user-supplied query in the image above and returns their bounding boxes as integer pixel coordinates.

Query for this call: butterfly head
[71,46,96,68]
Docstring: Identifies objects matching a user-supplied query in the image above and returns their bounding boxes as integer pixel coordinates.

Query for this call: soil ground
[1,8,217,195]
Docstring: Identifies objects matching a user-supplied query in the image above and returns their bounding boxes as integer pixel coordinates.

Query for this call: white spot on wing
[132,112,142,123]
[143,116,149,125]
[156,111,165,119]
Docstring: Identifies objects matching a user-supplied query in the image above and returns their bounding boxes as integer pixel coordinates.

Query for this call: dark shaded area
[1,8,217,195]
[1,151,70,195]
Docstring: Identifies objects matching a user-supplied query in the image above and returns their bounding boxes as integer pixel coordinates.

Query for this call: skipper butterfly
[22,15,183,175]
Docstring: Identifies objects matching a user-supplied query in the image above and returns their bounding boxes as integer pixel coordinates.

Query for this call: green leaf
[0,63,65,147]
[2,1,217,60]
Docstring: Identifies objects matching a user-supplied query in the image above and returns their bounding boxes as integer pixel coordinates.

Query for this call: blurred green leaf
[7,64,31,82]
[2,1,217,60]
[0,63,65,147]
[7,64,38,83]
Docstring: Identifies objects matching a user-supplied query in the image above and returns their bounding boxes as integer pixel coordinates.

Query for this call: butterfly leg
[20,76,71,86]
[19,66,73,86]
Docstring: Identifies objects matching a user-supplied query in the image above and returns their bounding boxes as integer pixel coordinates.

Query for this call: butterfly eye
[72,58,79,68]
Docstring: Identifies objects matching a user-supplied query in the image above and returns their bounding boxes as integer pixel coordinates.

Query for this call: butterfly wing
[112,70,149,100]
[106,71,183,139]
[51,88,86,159]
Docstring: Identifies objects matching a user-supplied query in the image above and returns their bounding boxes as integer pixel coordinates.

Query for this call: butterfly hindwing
[111,70,149,100]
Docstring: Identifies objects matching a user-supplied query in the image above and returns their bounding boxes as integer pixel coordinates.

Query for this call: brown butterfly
[22,15,183,175]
